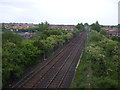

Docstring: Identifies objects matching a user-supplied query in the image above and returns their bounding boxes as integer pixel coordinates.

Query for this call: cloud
[0,0,119,25]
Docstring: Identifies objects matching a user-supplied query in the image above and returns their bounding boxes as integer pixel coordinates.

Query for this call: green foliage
[49,35,64,46]
[39,22,44,32]
[86,44,107,77]
[33,30,74,54]
[2,32,40,86]
[95,77,119,88]
[33,39,53,54]
[100,30,107,36]
[103,40,118,56]
[111,36,120,42]
[2,42,24,85]
[2,31,22,45]
[20,41,41,66]
[18,21,49,32]
[84,23,89,26]
[90,21,101,32]
[75,23,85,31]
[2,29,81,87]
[118,24,120,29]
[42,30,62,36]
[39,21,49,31]
[2,23,6,31]
[2,41,40,85]
[88,30,104,42]
[18,27,39,32]
[71,30,119,88]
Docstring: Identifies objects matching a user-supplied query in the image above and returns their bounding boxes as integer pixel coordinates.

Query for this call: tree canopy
[39,21,49,31]
[75,23,85,31]
[90,21,101,32]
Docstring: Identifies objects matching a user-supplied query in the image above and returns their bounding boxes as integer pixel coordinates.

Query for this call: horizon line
[0,22,118,26]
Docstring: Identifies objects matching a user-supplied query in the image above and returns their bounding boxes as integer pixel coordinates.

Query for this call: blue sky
[0,0,119,25]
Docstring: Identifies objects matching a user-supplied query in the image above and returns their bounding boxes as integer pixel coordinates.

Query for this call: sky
[119,1,120,24]
[0,0,119,25]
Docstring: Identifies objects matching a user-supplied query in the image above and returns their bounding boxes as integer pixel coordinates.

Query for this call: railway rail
[12,31,88,88]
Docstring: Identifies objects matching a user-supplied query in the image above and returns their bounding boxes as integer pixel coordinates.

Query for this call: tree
[90,21,101,32]
[39,22,44,32]
[2,29,78,87]
[111,36,120,42]
[84,23,89,26]
[2,31,22,45]
[100,30,107,36]
[75,23,85,31]
[88,30,102,42]
[2,40,41,86]
[2,23,6,31]
[118,24,120,30]
[44,21,49,30]
[104,40,118,56]
[39,21,49,32]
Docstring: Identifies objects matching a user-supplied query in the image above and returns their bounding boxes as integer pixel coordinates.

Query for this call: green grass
[70,52,92,88]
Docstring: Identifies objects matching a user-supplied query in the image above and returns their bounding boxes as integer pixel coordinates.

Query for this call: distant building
[18,31,37,40]
[3,23,38,30]
[101,25,117,31]
[107,30,120,37]
[49,25,75,30]
[101,25,119,37]
[11,25,36,29]
[3,23,76,32]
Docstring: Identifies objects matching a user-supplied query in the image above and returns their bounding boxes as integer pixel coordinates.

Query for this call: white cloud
[0,0,119,25]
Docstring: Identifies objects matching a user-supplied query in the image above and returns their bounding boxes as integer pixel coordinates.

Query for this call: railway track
[45,39,84,88]
[12,31,87,88]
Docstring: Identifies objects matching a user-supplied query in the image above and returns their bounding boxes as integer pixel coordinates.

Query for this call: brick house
[12,25,36,29]
[3,23,37,30]
[107,30,120,37]
[49,25,75,30]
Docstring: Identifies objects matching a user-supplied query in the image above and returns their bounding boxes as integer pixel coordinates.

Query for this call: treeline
[2,29,80,86]
[75,21,101,32]
[71,30,120,88]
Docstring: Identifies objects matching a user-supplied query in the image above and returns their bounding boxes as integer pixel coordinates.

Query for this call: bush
[88,30,102,42]
[96,77,118,88]
[2,31,22,45]
[90,21,101,32]
[100,30,107,36]
[2,40,40,86]
[20,42,41,66]
[71,30,119,88]
[111,36,120,42]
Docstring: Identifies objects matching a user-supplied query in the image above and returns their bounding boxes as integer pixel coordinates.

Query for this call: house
[3,23,37,30]
[101,25,118,31]
[107,30,120,37]
[12,25,36,29]
[49,25,75,30]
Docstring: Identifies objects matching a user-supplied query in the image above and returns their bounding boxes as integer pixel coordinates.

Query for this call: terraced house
[50,25,75,30]
[107,30,120,37]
